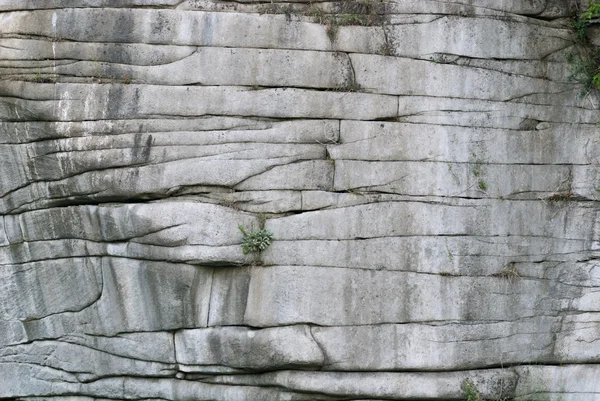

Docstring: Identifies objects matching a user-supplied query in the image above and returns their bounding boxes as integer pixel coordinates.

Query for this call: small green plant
[569,1,600,94]
[439,271,459,277]
[463,379,481,401]
[478,180,487,191]
[581,2,600,25]
[572,1,600,41]
[308,0,385,41]
[567,49,600,92]
[31,72,56,84]
[239,225,273,254]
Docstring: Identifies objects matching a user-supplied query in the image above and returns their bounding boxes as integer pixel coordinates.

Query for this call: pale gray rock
[195,190,302,214]
[62,331,176,363]
[333,160,589,199]
[235,160,334,191]
[310,315,600,371]
[0,83,398,121]
[385,15,572,59]
[0,339,176,382]
[397,96,600,128]
[266,201,598,241]
[0,236,243,267]
[202,369,518,400]
[0,9,375,53]
[351,53,569,100]
[0,118,337,213]
[330,121,600,164]
[2,202,258,246]
[10,47,353,89]
[514,365,600,401]
[175,325,324,370]
[0,117,336,144]
[0,363,78,398]
[0,257,102,321]
[0,258,214,347]
[0,38,197,67]
[1,1,598,400]
[262,235,597,276]
[232,265,591,326]
[207,267,252,327]
[0,0,181,10]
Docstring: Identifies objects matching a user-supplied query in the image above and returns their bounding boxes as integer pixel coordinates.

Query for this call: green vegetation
[461,377,547,401]
[463,379,481,401]
[478,180,487,191]
[239,224,273,254]
[576,1,600,38]
[259,0,391,53]
[307,0,386,41]
[569,1,600,94]
[567,50,600,92]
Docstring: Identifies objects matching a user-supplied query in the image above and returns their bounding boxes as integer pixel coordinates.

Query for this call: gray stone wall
[1,1,599,400]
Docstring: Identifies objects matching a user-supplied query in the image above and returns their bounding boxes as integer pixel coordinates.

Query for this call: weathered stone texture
[1,0,599,400]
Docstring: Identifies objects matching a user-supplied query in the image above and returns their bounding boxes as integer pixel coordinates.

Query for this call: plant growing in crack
[238,224,273,254]
[568,1,600,98]
[492,263,521,283]
[462,379,481,401]
[308,0,387,41]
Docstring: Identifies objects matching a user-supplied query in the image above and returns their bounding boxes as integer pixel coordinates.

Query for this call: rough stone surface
[1,1,599,400]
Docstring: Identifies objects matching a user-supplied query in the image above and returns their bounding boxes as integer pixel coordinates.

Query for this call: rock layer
[1,1,600,400]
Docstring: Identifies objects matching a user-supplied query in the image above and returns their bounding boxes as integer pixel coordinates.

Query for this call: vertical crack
[172,330,178,367]
[205,268,215,328]
[0,215,8,246]
[308,326,328,368]
[381,24,393,56]
[241,266,252,325]
[346,53,360,91]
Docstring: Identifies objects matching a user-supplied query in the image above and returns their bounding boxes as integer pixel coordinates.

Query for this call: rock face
[1,1,600,400]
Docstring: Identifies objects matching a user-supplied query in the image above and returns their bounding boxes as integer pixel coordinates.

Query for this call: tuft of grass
[546,191,574,201]
[239,224,273,254]
[492,264,521,282]
[378,40,393,56]
[478,180,487,191]
[462,379,481,401]
[308,0,386,41]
